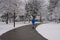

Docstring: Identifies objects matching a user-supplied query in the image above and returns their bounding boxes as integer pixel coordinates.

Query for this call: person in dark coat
[32,17,35,29]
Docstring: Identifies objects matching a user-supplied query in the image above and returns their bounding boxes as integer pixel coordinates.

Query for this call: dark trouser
[32,23,35,28]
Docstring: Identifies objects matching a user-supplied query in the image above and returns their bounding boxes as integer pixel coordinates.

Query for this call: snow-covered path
[0,22,40,36]
[36,22,60,40]
[0,22,31,36]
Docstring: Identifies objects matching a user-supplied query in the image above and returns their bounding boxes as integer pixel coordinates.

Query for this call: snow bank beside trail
[36,22,60,40]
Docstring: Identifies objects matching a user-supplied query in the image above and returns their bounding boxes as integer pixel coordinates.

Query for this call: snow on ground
[0,21,40,36]
[36,22,60,40]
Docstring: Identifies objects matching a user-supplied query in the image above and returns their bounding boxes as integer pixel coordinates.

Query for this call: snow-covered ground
[0,21,40,36]
[36,22,60,40]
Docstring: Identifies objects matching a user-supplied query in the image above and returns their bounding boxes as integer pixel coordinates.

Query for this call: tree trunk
[40,13,42,22]
[6,13,8,24]
[14,11,15,27]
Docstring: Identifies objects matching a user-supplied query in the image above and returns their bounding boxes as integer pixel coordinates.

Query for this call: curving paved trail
[0,24,47,40]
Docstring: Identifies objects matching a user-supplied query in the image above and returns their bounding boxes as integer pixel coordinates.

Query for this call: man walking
[32,16,35,29]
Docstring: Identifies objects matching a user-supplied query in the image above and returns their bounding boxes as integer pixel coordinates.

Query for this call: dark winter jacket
[32,18,35,25]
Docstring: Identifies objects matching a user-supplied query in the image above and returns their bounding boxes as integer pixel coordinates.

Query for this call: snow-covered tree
[0,0,18,24]
[48,0,59,12]
[25,0,41,22]
[47,0,59,21]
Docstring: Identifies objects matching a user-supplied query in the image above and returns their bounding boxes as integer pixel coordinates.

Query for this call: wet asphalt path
[0,24,47,40]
